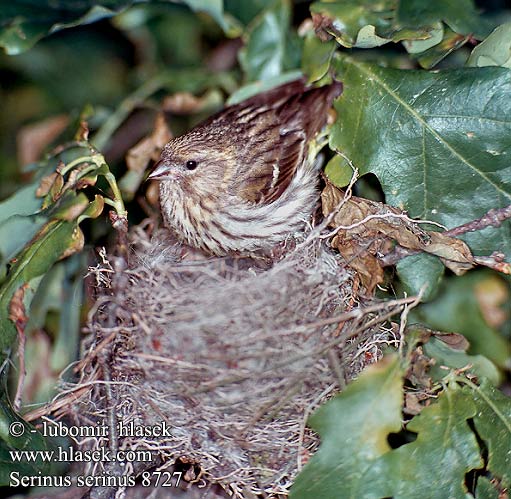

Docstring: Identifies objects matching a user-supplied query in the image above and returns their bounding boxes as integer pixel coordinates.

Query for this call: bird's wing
[227,106,307,205]
[224,80,342,205]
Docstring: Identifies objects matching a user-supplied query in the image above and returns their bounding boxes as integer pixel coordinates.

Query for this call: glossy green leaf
[239,0,300,82]
[467,22,511,69]
[224,0,275,26]
[469,379,511,487]
[308,0,467,50]
[182,0,240,35]
[363,383,482,499]
[475,476,500,499]
[0,219,79,355]
[414,272,511,369]
[291,356,403,498]
[331,55,511,291]
[0,183,47,276]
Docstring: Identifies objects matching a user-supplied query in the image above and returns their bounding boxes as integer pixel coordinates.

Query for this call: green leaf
[413,272,511,369]
[331,55,511,281]
[363,383,482,499]
[415,27,470,69]
[0,184,47,276]
[238,0,300,82]
[309,0,492,64]
[423,336,501,385]
[403,22,444,54]
[0,391,65,484]
[302,33,336,83]
[469,379,511,487]
[0,219,78,356]
[467,22,511,69]
[181,0,239,35]
[309,0,394,48]
[224,0,276,26]
[291,356,403,498]
[0,0,237,55]
[475,476,500,499]
[396,253,444,300]
[324,154,354,187]
[0,144,123,368]
[0,2,132,55]
[395,0,492,39]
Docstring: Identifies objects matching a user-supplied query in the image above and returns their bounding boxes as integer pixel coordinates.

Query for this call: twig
[321,211,446,239]
[380,204,511,268]
[443,205,511,237]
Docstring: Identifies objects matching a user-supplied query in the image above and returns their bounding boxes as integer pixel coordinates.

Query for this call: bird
[148,78,342,256]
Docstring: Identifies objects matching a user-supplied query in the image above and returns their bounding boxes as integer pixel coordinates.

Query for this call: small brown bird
[148,78,342,255]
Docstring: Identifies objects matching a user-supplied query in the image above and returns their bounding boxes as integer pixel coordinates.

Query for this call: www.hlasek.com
[9,420,182,488]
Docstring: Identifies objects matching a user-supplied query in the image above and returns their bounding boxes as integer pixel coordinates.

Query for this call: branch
[381,204,511,271]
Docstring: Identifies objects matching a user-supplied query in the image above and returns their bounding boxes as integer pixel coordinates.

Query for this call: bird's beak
[147,159,172,181]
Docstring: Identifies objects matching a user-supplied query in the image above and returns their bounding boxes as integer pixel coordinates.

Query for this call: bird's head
[148,130,230,197]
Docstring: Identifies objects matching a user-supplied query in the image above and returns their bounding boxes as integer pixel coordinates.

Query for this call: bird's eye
[185,160,198,170]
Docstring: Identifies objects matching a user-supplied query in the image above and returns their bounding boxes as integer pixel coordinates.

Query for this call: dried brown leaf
[321,182,476,288]
[432,332,470,351]
[404,392,428,415]
[162,92,214,115]
[36,172,64,200]
[75,120,89,142]
[59,227,84,260]
[474,276,510,328]
[330,233,386,292]
[405,346,434,389]
[312,12,336,42]
[17,114,69,166]
[8,283,29,330]
[126,113,172,174]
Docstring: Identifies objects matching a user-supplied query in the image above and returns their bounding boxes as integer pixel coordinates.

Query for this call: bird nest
[53,221,402,498]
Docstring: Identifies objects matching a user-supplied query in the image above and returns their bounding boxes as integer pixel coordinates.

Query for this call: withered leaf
[59,227,84,260]
[8,283,29,330]
[163,91,213,114]
[17,114,69,166]
[36,172,64,200]
[312,12,337,42]
[474,276,509,328]
[126,113,172,174]
[121,113,172,200]
[431,332,470,351]
[321,182,476,290]
[404,391,431,416]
